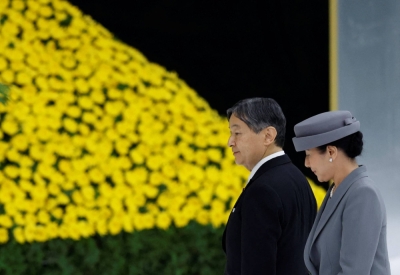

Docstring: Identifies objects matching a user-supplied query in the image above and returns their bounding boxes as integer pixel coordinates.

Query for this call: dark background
[69,0,330,189]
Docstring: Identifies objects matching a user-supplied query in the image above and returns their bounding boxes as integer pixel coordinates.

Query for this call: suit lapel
[310,166,368,247]
[304,187,330,273]
[222,155,291,250]
[222,186,246,251]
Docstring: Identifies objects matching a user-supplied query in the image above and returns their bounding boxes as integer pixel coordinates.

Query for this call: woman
[292,110,391,275]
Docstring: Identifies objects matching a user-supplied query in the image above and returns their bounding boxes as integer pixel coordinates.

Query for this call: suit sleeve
[241,185,283,275]
[338,185,385,274]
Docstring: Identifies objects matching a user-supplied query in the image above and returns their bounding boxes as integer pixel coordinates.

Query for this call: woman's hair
[317,131,363,158]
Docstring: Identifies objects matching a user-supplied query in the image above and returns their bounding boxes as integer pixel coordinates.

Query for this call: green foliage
[0,83,9,105]
[0,222,225,275]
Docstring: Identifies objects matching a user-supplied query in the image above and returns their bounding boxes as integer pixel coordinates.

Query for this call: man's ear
[263,126,277,145]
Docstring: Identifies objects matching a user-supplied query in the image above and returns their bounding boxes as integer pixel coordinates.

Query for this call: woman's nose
[304,158,310,168]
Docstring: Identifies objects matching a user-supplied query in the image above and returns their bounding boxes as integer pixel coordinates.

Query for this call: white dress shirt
[247,151,285,184]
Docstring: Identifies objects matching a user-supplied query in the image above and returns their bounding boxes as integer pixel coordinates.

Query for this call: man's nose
[228,136,235,147]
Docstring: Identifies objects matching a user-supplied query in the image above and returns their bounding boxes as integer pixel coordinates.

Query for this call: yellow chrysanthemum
[0,228,9,243]
[13,227,25,243]
[0,0,325,245]
[4,165,19,179]
[0,215,13,228]
[156,212,171,230]
[1,119,19,135]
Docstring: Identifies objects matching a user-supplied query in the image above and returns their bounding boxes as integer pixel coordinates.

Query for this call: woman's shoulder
[351,174,379,191]
[343,174,387,225]
[347,175,385,205]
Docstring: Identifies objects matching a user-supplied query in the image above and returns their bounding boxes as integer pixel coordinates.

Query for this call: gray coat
[304,166,391,275]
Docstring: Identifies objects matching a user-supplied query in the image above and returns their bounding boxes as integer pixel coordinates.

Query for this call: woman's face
[304,147,333,182]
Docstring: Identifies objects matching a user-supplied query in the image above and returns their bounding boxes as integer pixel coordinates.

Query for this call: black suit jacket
[222,155,317,275]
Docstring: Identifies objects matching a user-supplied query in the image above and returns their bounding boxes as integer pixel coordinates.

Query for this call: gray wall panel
[338,0,400,263]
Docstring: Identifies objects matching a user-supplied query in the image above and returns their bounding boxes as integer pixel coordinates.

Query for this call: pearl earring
[329,158,332,162]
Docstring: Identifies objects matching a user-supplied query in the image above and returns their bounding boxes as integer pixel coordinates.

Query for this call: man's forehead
[229,124,240,129]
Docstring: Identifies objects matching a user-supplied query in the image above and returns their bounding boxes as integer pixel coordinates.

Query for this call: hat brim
[292,121,360,151]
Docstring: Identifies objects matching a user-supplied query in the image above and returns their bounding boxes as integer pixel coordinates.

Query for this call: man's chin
[234,160,246,168]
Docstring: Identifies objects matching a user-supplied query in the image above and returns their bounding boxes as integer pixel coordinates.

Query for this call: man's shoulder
[252,161,309,193]
[257,159,305,180]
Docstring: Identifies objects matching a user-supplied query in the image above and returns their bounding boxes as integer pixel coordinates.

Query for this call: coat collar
[310,165,368,248]
[245,154,292,189]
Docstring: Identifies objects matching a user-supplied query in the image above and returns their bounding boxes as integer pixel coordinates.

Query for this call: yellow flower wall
[0,0,325,244]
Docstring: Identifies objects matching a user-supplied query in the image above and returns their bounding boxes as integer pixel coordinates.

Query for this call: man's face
[228,114,266,171]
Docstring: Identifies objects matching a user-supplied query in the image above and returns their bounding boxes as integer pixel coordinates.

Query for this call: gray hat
[292,110,360,151]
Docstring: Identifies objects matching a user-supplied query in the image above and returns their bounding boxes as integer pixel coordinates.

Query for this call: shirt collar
[247,150,285,183]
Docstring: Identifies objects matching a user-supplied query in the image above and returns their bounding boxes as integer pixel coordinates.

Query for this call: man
[222,98,317,275]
